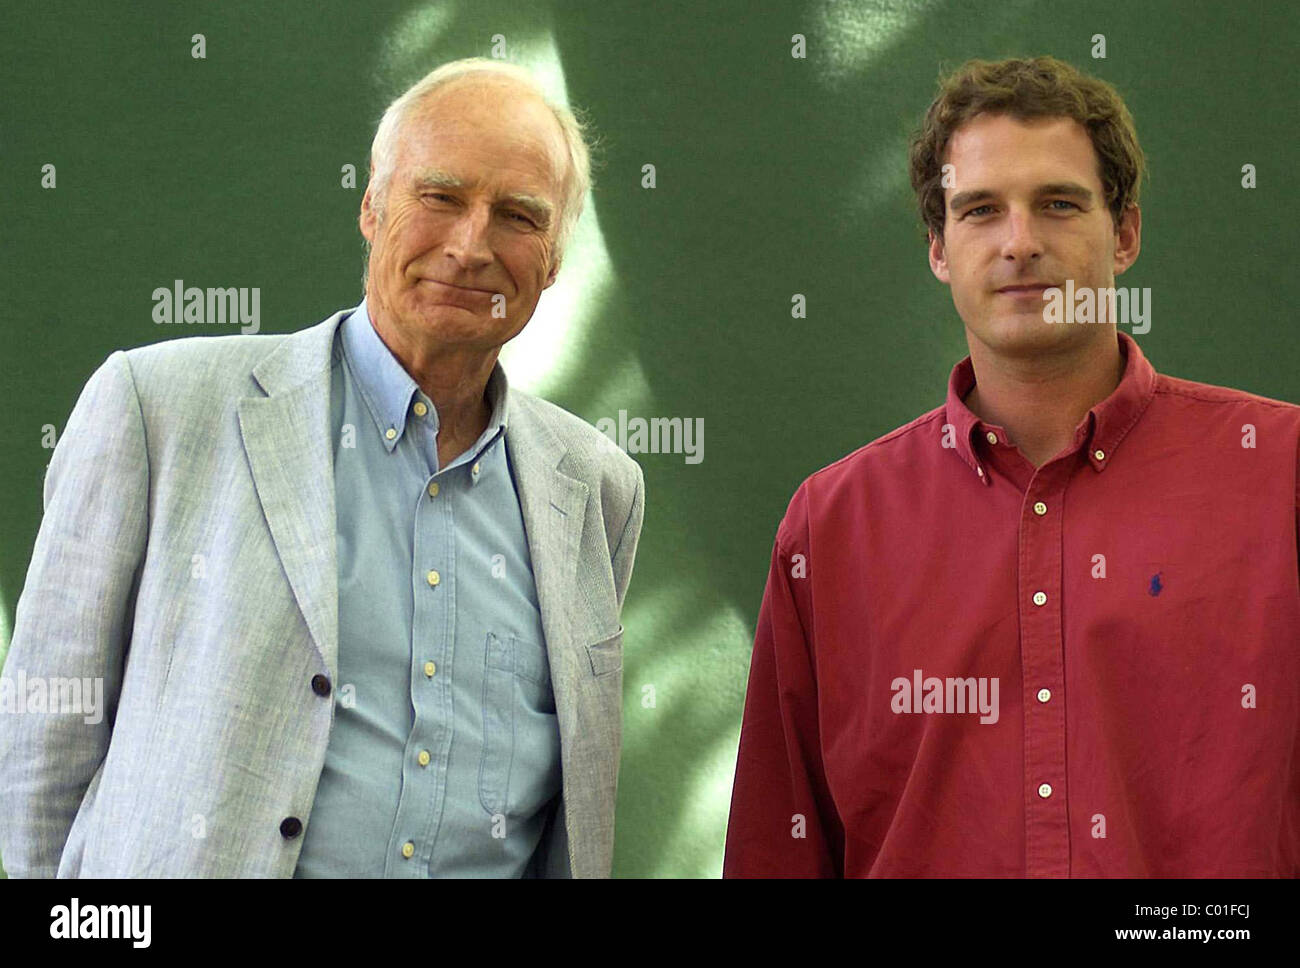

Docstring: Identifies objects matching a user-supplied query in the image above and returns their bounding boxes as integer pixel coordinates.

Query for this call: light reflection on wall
[811,0,1038,215]
[0,586,9,673]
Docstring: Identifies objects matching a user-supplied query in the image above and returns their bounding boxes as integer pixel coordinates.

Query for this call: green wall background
[2,0,1297,878]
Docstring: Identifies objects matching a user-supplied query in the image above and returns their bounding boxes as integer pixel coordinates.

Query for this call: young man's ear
[1112,203,1142,277]
[928,228,951,284]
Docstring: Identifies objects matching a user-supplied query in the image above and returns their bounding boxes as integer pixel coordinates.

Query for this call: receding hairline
[410,69,554,113]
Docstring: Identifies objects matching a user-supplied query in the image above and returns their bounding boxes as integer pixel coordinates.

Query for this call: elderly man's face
[928,113,1139,359]
[360,77,568,353]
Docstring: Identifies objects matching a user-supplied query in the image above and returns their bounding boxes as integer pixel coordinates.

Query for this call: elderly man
[724,56,1300,877]
[0,58,643,878]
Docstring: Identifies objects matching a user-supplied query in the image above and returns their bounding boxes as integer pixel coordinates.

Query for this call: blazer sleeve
[609,459,644,614]
[0,350,149,877]
[722,519,843,877]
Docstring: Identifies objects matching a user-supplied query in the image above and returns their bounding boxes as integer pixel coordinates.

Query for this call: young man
[724,56,1299,876]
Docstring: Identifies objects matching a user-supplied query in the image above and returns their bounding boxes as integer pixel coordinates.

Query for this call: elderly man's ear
[358,166,378,244]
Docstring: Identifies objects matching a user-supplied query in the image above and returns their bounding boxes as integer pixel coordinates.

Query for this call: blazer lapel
[504,391,589,699]
[236,310,345,681]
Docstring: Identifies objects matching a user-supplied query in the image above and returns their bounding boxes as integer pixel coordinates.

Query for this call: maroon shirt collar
[944,332,1159,484]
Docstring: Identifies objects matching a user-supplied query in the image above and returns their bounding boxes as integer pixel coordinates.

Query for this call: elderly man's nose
[445,209,493,267]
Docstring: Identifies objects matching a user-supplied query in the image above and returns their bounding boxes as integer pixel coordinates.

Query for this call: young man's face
[928,113,1140,360]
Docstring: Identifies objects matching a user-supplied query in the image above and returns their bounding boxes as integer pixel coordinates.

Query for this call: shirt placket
[387,430,456,876]
[1019,460,1072,876]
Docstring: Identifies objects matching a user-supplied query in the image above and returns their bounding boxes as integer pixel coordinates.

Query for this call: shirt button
[413,401,428,417]
[1033,501,1048,516]
[1037,688,1051,703]
[311,674,331,697]
[427,481,440,498]
[279,817,303,839]
[471,461,481,476]
[1038,783,1053,798]
[1032,591,1047,606]
[976,467,985,477]
[423,660,436,677]
[985,431,998,445]
[385,428,397,440]
[417,750,431,767]
[401,841,415,859]
[426,570,440,587]
[1094,449,1106,461]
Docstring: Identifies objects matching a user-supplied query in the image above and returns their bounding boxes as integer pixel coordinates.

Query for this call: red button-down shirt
[724,333,1300,877]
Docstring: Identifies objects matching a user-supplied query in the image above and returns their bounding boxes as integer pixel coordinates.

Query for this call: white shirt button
[426,570,440,587]
[1033,501,1047,516]
[985,431,998,445]
[413,401,428,417]
[1038,783,1053,798]
[471,461,481,476]
[401,841,415,859]
[385,428,397,440]
[417,750,431,767]
[1032,591,1047,606]
[427,481,440,498]
[1094,449,1106,461]
[1037,688,1051,703]
[423,660,436,678]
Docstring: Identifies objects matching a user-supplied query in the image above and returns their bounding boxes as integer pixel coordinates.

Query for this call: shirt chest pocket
[479,631,559,817]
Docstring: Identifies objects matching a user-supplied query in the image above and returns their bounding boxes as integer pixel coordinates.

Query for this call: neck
[367,302,495,454]
[963,329,1124,468]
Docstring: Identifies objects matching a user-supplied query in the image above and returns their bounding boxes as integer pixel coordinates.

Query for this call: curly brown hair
[909,56,1146,241]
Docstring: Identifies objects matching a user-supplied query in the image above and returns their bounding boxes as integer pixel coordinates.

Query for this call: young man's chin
[970,315,1087,357]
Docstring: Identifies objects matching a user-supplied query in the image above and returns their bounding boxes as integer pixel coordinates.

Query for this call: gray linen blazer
[0,307,644,878]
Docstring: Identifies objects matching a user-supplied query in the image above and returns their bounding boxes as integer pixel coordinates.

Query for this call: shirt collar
[944,331,1158,484]
[340,297,510,454]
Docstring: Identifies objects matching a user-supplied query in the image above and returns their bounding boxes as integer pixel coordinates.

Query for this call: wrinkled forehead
[396,77,570,196]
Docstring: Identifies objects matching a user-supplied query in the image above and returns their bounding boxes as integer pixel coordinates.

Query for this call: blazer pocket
[585,625,624,678]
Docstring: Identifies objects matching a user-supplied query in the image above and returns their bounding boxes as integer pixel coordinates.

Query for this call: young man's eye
[965,205,994,217]
[1048,199,1080,210]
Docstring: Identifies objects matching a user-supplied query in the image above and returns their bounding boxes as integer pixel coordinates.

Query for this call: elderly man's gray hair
[364,58,592,276]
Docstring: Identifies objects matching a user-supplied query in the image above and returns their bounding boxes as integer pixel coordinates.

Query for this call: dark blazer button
[311,674,331,697]
[280,817,302,839]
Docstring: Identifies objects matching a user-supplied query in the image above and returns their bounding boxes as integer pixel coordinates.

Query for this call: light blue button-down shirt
[294,298,561,877]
